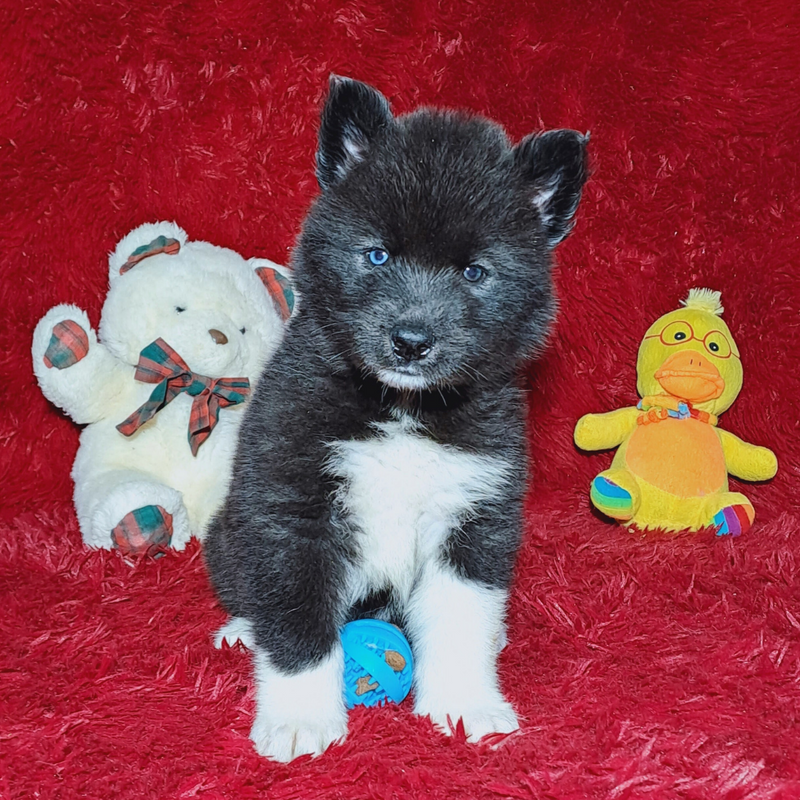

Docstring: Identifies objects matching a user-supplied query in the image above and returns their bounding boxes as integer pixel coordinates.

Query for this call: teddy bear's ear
[108,222,188,281]
[251,259,296,322]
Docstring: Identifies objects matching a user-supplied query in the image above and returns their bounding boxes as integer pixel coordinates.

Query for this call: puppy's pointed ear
[514,130,589,248]
[316,76,393,191]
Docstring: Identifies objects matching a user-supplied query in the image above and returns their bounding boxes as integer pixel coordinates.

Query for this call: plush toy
[32,222,294,555]
[574,288,777,535]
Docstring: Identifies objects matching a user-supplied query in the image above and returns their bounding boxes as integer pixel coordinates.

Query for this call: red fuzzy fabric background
[2,1,799,798]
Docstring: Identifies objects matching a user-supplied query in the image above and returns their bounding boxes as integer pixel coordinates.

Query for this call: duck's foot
[591,473,638,521]
[713,503,755,537]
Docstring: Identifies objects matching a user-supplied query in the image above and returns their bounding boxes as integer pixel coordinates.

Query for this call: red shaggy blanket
[2,1,799,798]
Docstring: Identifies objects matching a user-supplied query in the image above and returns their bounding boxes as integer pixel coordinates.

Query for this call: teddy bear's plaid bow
[116,338,250,456]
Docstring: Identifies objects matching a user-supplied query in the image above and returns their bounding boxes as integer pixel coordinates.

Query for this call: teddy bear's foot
[86,477,192,553]
[112,505,174,556]
[590,470,640,521]
[713,503,755,537]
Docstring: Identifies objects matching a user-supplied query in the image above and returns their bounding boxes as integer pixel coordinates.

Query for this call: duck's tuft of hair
[681,288,724,316]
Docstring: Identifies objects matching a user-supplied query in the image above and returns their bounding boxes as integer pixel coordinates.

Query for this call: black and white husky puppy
[205,77,588,762]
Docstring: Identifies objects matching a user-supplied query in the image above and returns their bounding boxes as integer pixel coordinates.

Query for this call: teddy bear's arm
[717,428,778,482]
[33,304,132,425]
[574,407,640,451]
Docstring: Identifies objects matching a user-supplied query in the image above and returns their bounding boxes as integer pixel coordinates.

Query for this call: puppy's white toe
[419,698,519,742]
[460,701,519,742]
[251,716,348,762]
[214,617,254,649]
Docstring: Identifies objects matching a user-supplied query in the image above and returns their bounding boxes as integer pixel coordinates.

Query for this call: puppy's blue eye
[463,265,485,283]
[367,249,389,266]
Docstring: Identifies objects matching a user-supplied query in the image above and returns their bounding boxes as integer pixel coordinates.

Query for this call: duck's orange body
[625,417,727,497]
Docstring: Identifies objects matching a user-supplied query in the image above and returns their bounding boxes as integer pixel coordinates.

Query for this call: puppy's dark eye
[175,306,186,313]
[367,248,390,266]
[463,265,486,283]
[240,327,246,335]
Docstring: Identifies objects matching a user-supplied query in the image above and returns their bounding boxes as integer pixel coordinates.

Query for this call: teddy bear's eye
[240,327,246,334]
[175,306,186,313]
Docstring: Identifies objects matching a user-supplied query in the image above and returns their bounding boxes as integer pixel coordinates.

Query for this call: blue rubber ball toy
[341,619,414,708]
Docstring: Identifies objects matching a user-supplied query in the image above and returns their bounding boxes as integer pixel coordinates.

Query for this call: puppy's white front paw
[250,646,347,762]
[251,713,348,762]
[406,567,518,744]
[417,695,519,742]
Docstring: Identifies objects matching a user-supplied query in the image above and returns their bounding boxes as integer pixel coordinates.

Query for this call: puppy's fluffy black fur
[205,78,587,676]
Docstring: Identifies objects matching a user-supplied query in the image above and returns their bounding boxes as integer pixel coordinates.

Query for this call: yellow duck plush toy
[574,288,777,536]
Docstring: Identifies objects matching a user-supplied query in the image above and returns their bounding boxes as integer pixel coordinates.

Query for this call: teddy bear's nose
[208,329,228,345]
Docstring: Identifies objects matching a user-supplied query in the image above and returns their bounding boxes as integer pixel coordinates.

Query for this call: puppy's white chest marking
[326,418,510,604]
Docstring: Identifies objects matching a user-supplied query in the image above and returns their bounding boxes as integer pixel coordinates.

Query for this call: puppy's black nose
[391,327,434,362]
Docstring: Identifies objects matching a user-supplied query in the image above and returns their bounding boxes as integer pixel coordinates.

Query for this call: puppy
[205,77,588,762]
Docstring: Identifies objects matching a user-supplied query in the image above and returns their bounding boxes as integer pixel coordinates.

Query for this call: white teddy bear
[32,222,293,555]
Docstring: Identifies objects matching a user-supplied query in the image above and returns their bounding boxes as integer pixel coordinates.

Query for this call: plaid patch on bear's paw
[111,504,174,556]
[43,320,90,369]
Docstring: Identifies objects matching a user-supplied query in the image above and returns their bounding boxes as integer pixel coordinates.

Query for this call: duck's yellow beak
[654,349,725,403]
